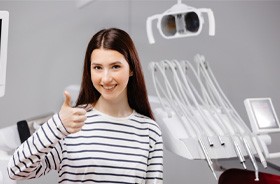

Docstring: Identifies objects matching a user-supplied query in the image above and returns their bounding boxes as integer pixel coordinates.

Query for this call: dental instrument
[201,57,267,169]
[164,60,216,146]
[149,55,274,181]
[151,60,219,179]
[194,56,248,169]
[194,55,271,179]
[197,56,266,174]
[176,60,226,146]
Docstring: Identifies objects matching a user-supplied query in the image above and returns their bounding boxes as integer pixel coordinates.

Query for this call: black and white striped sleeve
[146,127,163,184]
[7,113,69,180]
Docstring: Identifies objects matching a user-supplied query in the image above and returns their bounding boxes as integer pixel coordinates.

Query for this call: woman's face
[90,48,132,103]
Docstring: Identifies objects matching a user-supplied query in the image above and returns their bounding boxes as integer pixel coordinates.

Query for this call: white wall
[1,1,280,184]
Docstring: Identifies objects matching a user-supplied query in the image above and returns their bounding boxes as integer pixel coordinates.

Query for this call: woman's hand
[59,91,87,134]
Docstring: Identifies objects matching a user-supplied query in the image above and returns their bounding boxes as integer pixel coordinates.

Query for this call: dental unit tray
[151,106,256,160]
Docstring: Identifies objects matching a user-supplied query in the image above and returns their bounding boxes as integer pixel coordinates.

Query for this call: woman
[8,28,163,184]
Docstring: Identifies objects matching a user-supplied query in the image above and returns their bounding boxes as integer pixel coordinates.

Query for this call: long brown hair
[76,28,154,120]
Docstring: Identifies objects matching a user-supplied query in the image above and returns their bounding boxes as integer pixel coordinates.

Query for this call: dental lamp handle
[146,15,159,44]
[200,8,215,36]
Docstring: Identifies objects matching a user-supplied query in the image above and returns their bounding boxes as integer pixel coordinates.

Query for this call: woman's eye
[93,66,102,70]
[112,65,121,69]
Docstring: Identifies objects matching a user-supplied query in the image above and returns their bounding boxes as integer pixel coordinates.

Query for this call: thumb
[63,91,72,107]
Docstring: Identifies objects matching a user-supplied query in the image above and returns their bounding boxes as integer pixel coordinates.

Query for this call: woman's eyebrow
[110,61,122,65]
[91,62,101,65]
[91,61,122,65]
[91,61,123,66]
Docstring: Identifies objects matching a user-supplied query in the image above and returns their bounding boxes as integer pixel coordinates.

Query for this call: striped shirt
[7,109,163,184]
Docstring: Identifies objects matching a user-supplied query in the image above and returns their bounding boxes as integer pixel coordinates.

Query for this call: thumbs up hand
[59,91,87,134]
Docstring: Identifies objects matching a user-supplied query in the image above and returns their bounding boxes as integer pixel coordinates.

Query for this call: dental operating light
[146,0,215,44]
[0,11,9,97]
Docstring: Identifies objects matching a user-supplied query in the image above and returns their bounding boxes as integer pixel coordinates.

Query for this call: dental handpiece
[221,114,247,169]
[198,138,218,180]
[252,136,267,168]
[233,136,247,169]
[243,137,259,181]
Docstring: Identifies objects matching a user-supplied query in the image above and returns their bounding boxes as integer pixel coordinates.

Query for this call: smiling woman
[90,49,132,110]
[7,28,163,184]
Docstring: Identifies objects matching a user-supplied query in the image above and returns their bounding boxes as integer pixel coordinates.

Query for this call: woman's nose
[101,70,113,83]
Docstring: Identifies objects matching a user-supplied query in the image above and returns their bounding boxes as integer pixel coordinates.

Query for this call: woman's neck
[93,97,133,118]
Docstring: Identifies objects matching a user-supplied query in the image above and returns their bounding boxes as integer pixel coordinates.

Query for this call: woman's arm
[7,114,68,180]
[146,135,163,184]
[7,92,87,180]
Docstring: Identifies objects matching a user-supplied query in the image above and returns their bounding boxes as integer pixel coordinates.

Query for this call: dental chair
[218,168,280,184]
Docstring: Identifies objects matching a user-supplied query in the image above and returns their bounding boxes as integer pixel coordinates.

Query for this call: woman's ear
[129,71,133,77]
